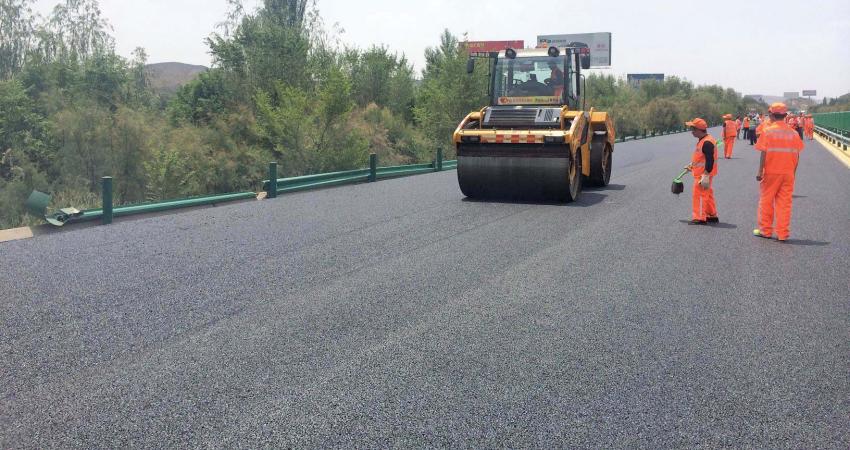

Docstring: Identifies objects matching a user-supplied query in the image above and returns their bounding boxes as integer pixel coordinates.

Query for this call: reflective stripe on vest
[766,147,801,154]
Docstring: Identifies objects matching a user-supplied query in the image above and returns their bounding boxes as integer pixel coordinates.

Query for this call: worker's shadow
[677,220,738,229]
[784,239,829,246]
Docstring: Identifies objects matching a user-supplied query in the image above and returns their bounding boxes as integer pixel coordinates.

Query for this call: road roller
[453,45,615,202]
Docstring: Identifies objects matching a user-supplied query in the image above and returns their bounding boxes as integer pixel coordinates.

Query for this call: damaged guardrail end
[26,190,84,227]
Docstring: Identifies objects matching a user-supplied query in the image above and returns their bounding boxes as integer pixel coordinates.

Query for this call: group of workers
[731,112,815,143]
[684,102,805,243]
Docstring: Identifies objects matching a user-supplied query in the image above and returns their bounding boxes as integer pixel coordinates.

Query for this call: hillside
[145,62,207,95]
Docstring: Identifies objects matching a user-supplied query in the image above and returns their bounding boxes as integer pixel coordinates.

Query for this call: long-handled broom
[671,168,689,195]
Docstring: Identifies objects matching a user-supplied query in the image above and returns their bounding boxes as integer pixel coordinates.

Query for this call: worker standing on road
[749,114,759,145]
[755,113,771,143]
[723,114,737,158]
[787,114,800,138]
[736,116,743,139]
[742,115,751,141]
[684,118,719,224]
[753,103,804,242]
[805,114,814,140]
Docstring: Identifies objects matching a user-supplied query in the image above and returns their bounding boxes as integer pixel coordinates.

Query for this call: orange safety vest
[756,118,772,136]
[692,135,718,177]
[754,121,804,174]
[743,117,750,128]
[724,120,737,138]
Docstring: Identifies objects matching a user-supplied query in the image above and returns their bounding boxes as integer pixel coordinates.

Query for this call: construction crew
[684,118,719,224]
[722,114,737,158]
[753,103,804,242]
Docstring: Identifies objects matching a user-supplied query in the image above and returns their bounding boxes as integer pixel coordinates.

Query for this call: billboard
[627,74,664,86]
[537,32,612,67]
[462,40,524,56]
[783,92,800,99]
[802,90,817,96]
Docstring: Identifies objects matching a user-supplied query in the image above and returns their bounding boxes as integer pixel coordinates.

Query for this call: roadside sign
[802,90,817,96]
[462,40,524,55]
[537,33,612,67]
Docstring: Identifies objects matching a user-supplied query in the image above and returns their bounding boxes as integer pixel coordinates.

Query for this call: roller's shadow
[460,183,624,207]
[461,192,608,207]
[583,183,626,192]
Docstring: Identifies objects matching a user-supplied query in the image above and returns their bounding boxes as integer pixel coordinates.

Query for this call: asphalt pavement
[2,129,849,448]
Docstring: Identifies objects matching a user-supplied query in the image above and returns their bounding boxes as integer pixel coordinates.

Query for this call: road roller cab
[454,45,615,202]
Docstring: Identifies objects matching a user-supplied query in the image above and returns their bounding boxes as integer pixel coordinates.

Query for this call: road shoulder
[814,134,850,169]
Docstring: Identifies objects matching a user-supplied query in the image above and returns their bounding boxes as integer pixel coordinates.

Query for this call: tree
[414,30,488,155]
[41,0,114,63]
[0,0,37,80]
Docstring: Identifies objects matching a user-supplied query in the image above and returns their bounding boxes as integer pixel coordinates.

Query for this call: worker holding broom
[753,103,804,242]
[684,118,719,224]
[722,114,737,158]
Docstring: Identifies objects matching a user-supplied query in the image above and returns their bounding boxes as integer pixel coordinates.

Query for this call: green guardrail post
[267,162,278,199]
[102,176,113,225]
[369,153,377,182]
[436,148,443,172]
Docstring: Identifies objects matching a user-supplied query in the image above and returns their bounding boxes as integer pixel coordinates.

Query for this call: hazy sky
[32,0,850,97]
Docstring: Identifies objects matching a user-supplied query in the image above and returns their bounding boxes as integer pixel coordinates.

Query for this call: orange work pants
[723,137,735,158]
[758,173,795,240]
[692,176,717,221]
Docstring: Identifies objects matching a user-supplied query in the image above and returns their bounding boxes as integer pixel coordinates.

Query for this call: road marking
[0,226,34,243]
[814,134,850,169]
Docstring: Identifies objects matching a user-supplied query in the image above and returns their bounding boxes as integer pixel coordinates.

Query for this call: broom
[671,168,689,195]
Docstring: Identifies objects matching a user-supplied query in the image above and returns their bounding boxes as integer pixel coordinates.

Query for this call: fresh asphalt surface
[2,129,849,448]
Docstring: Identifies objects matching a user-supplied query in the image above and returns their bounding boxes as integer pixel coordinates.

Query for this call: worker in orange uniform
[755,112,772,143]
[786,113,800,138]
[722,114,737,158]
[742,115,751,141]
[684,118,719,224]
[753,103,804,242]
[805,114,815,139]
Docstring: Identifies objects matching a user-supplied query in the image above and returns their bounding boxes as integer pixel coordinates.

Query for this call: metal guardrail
[814,125,850,151]
[614,126,697,143]
[813,111,850,136]
[38,152,459,227]
[30,126,683,228]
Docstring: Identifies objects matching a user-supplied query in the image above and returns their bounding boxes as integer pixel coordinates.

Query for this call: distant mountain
[145,62,208,95]
[745,94,786,104]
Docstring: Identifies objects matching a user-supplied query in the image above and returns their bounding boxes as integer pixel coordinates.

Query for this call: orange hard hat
[723,114,732,119]
[685,118,708,130]
[768,102,788,114]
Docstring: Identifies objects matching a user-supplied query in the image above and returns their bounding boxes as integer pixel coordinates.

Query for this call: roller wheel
[562,146,583,202]
[586,137,612,187]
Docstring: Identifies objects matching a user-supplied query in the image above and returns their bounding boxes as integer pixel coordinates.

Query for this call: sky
[31,0,850,98]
